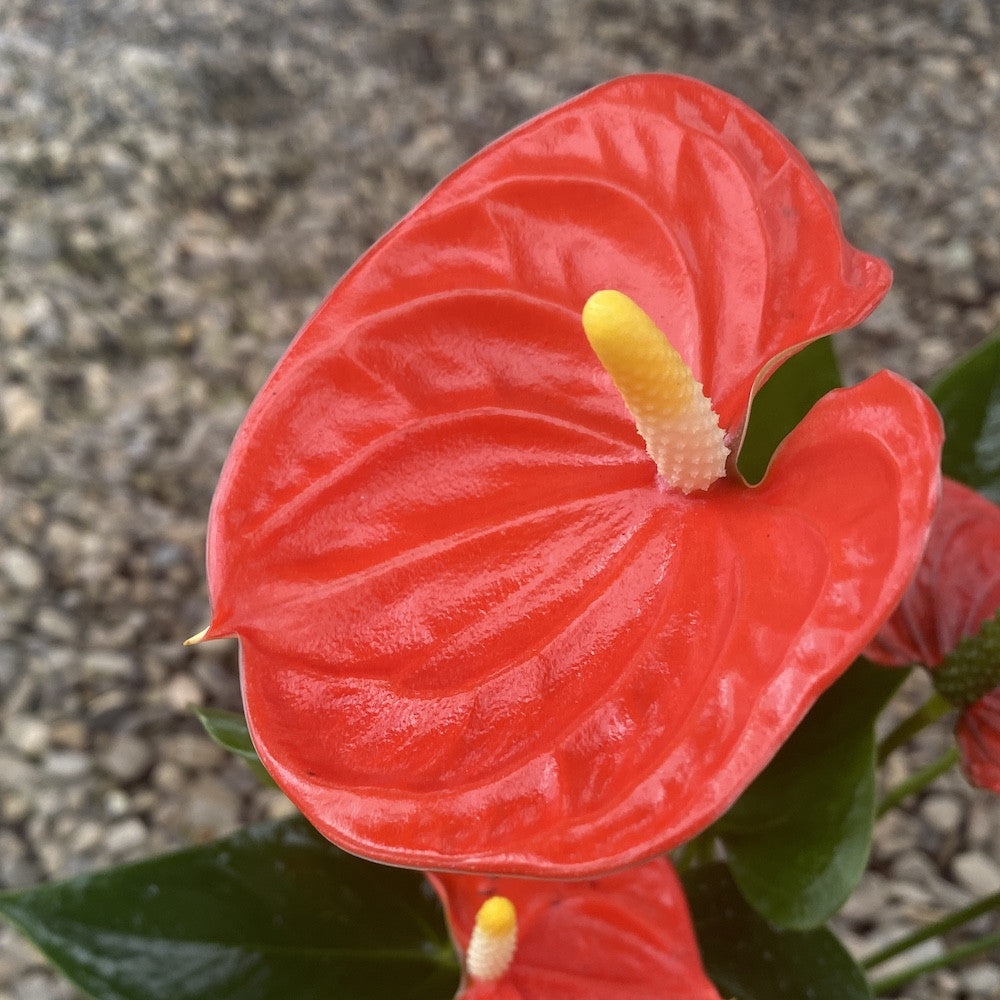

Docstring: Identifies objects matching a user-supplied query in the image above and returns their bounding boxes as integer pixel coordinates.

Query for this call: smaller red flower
[429,858,721,1000]
[868,477,1000,791]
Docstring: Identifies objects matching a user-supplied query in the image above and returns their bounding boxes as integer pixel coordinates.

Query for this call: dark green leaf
[193,705,276,787]
[683,862,872,1000]
[714,660,904,929]
[0,817,459,1000]
[738,336,841,484]
[931,336,1000,502]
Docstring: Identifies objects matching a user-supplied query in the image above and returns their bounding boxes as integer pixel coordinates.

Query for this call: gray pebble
[952,851,1000,896]
[920,793,963,835]
[0,549,44,592]
[99,734,153,784]
[4,717,49,758]
[81,651,134,679]
[104,818,149,857]
[0,386,44,436]
[42,750,92,781]
[33,608,78,643]
[961,963,1000,996]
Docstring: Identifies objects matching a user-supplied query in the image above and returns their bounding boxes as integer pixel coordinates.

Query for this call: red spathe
[206,75,943,875]
[429,858,721,1000]
[869,477,1000,793]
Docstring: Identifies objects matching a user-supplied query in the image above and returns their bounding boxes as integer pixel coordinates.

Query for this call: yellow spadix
[582,290,728,493]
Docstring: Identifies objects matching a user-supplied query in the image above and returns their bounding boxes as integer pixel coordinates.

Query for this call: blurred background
[1,1,999,998]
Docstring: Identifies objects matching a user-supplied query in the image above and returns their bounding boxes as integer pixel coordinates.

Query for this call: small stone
[263,790,299,820]
[33,837,66,880]
[12,969,68,1000]
[5,218,58,264]
[891,849,971,908]
[966,797,1000,848]
[34,607,78,642]
[48,718,88,750]
[0,384,44,434]
[43,750,92,780]
[105,817,149,856]
[184,774,242,839]
[0,831,40,888]
[871,810,923,859]
[163,731,224,770]
[152,760,186,793]
[839,871,889,922]
[164,673,204,710]
[103,788,131,817]
[920,793,963,835]
[67,820,103,855]
[0,925,38,981]
[99,733,153,783]
[864,935,945,986]
[961,962,1000,995]
[1,788,31,824]
[0,548,44,591]
[952,850,1000,895]
[81,650,134,679]
[6,715,50,757]
[0,753,40,790]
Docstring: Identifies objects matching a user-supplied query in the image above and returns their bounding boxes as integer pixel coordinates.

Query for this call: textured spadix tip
[582,290,728,493]
[466,896,518,982]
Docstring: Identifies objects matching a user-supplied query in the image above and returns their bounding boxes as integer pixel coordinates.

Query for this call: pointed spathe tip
[183,625,212,646]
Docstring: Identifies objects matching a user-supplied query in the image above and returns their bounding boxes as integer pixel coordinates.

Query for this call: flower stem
[870,928,1000,995]
[876,691,952,764]
[876,746,959,817]
[862,890,1000,969]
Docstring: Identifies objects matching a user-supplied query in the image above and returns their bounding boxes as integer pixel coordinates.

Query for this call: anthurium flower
[429,857,721,1000]
[198,74,943,876]
[868,477,1000,792]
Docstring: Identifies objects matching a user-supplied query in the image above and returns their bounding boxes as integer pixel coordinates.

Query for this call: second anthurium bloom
[198,74,943,876]
[429,858,721,1000]
[868,477,1000,792]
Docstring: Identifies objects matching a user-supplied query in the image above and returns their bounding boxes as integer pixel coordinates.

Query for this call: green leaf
[713,659,904,929]
[683,862,873,1000]
[193,705,276,787]
[738,336,842,484]
[193,706,258,761]
[0,817,459,1000]
[931,335,1000,502]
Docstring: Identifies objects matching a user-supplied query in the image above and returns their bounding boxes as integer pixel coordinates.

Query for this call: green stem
[876,691,952,764]
[870,928,1000,995]
[863,890,1000,969]
[876,746,959,817]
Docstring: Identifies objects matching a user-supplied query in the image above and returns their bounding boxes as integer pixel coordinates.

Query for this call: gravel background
[2,1,1000,998]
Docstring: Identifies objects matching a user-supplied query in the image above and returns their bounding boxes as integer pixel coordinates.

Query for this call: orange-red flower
[201,74,942,875]
[868,477,1000,791]
[429,858,721,1000]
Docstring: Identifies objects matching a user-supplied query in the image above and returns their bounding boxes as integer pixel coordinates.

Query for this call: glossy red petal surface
[206,76,931,875]
[429,859,720,1000]
[867,478,1000,668]
[210,365,940,875]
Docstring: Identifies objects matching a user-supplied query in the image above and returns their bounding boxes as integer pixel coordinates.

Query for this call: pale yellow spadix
[582,290,728,493]
[466,895,518,982]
